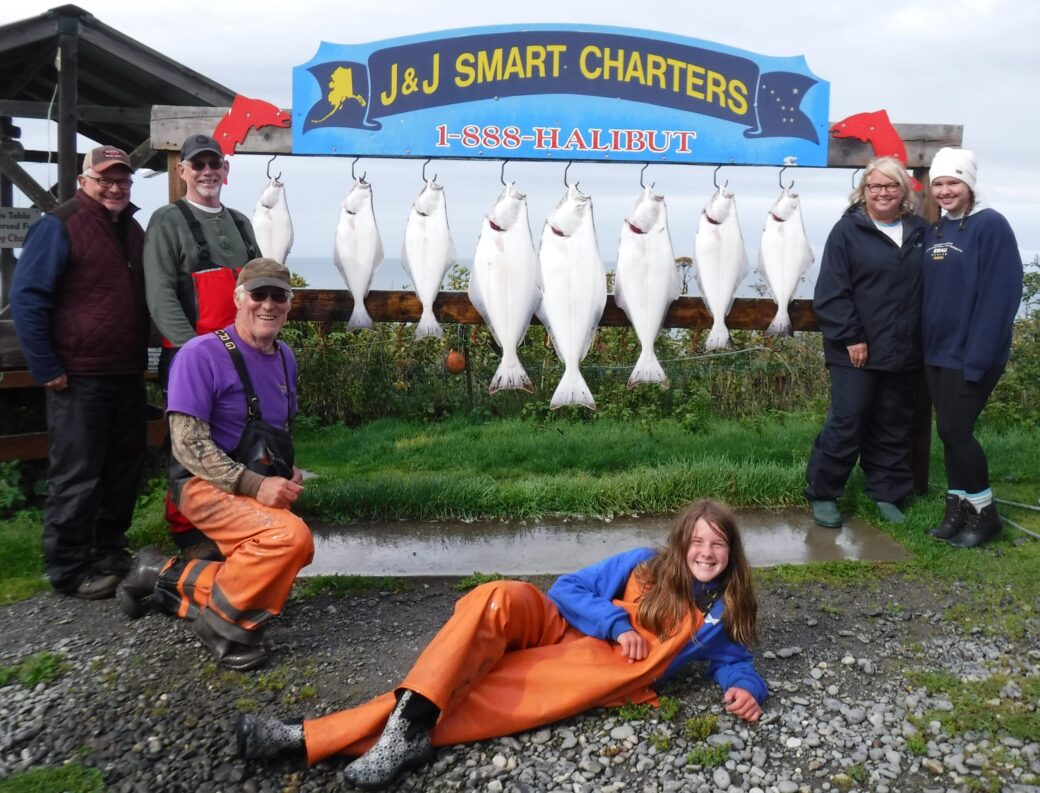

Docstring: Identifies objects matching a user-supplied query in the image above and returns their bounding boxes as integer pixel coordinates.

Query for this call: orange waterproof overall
[304,577,700,764]
[155,478,313,642]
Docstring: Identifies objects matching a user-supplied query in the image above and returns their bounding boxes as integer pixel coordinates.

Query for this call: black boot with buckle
[116,546,170,618]
[929,494,967,540]
[948,503,1002,548]
[192,615,269,671]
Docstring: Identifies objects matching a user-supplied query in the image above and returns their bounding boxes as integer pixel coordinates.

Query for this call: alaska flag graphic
[745,72,819,143]
[304,61,380,132]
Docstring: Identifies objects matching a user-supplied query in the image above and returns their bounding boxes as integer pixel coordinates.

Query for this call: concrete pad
[303,508,909,577]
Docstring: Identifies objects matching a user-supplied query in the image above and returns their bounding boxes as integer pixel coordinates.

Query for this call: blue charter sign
[292,25,829,166]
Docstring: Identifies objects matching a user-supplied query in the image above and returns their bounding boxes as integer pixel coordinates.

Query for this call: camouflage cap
[237,258,292,292]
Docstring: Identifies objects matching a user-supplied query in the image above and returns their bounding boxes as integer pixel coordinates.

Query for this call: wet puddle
[303,509,909,577]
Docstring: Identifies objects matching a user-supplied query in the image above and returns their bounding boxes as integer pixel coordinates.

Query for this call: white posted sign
[0,207,42,248]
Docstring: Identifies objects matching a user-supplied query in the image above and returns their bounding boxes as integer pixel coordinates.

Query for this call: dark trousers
[805,365,916,504]
[925,365,1003,494]
[43,374,147,591]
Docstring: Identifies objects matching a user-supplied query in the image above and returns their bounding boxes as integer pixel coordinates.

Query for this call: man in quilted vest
[10,145,149,599]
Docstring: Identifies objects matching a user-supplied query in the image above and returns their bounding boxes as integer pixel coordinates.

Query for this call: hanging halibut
[252,177,293,264]
[693,188,749,350]
[402,179,457,339]
[536,184,607,410]
[758,188,815,336]
[614,186,682,388]
[333,177,384,331]
[469,182,540,393]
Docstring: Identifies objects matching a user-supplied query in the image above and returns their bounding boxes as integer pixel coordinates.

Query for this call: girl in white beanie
[921,147,1023,547]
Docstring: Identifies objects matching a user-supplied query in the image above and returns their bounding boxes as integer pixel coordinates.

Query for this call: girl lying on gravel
[237,499,768,790]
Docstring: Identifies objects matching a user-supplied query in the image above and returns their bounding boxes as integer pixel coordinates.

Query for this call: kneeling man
[118,258,313,670]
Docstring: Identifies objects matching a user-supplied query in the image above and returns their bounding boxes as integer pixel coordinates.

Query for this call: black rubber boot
[192,616,269,672]
[115,546,171,618]
[343,690,436,790]
[236,714,304,760]
[929,494,967,540]
[948,504,1002,548]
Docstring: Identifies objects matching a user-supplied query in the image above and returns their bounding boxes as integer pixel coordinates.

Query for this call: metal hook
[562,162,580,190]
[351,156,366,182]
[422,158,437,183]
[712,164,728,190]
[851,167,861,189]
[640,163,652,189]
[779,166,794,190]
[500,160,508,186]
[266,155,281,181]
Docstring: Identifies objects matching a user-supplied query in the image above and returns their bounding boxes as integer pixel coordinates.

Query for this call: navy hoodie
[922,207,1022,382]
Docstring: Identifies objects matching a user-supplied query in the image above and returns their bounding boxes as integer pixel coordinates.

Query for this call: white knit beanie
[930,147,978,191]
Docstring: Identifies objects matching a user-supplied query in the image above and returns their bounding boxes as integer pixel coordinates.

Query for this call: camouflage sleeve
[168,412,265,497]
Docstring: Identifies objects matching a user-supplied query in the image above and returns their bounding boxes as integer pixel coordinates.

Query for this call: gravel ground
[1,573,1038,793]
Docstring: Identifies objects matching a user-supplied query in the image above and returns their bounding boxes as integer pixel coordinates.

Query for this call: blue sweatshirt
[547,547,768,704]
[922,207,1022,382]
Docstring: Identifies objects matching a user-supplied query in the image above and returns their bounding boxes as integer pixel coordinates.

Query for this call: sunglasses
[248,288,290,304]
[187,157,225,171]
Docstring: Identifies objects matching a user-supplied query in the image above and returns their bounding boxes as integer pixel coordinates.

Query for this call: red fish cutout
[831,110,921,190]
[212,96,291,157]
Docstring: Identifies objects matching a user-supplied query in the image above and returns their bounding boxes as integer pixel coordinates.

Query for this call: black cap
[180,134,223,161]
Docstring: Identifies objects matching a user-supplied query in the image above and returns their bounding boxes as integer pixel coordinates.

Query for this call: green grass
[685,744,728,768]
[0,765,104,793]
[683,714,718,741]
[291,574,409,600]
[453,572,507,591]
[0,651,67,688]
[294,414,820,522]
[906,670,1040,742]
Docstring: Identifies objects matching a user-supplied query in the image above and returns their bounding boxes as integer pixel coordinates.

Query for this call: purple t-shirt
[167,325,298,453]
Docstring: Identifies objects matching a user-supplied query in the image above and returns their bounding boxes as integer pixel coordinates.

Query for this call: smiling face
[931,176,973,217]
[234,286,290,351]
[78,164,133,219]
[178,153,228,207]
[863,175,905,223]
[685,517,731,583]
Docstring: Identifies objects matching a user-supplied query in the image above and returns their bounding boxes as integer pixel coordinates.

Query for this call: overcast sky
[4,0,1038,288]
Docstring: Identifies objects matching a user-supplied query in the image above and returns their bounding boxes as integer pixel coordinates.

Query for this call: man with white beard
[143,134,260,560]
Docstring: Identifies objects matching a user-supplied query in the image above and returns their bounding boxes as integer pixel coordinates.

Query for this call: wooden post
[1,162,11,310]
[57,14,79,202]
[167,151,185,202]
[910,164,934,496]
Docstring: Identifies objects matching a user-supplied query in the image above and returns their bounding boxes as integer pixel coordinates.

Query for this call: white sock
[964,489,993,513]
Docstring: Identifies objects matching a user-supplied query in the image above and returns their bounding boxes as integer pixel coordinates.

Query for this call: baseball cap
[82,146,133,174]
[237,258,292,292]
[180,134,224,161]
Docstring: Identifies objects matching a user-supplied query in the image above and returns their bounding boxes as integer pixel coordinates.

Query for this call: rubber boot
[811,500,842,529]
[343,690,436,790]
[236,714,304,760]
[116,546,171,619]
[192,616,268,671]
[875,501,906,524]
[948,504,1002,548]
[929,494,967,540]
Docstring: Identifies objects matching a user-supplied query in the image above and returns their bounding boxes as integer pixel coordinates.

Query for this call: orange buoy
[445,350,467,374]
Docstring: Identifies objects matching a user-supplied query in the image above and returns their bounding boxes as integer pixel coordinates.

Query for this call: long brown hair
[634,500,759,647]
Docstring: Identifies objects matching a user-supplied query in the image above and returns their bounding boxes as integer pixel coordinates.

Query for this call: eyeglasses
[186,157,225,171]
[83,174,132,190]
[248,288,291,304]
[865,182,901,195]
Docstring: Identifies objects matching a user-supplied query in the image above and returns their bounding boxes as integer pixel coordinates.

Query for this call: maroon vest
[50,190,148,375]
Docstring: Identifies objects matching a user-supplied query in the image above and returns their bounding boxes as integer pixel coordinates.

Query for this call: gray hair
[849,156,915,215]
